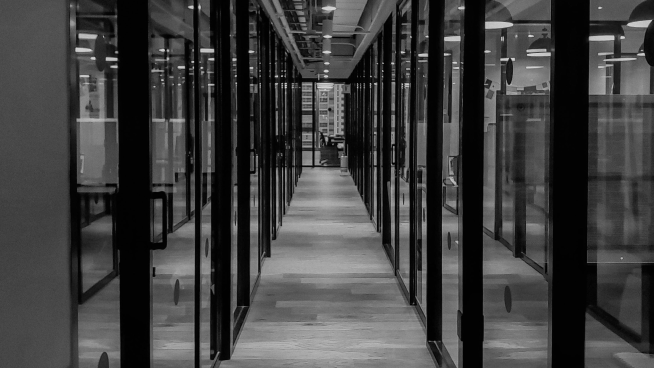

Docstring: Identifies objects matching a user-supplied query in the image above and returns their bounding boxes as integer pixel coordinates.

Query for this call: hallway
[221,168,434,367]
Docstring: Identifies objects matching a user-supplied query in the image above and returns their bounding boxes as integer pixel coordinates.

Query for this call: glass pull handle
[150,191,168,250]
[250,148,257,174]
[391,143,396,165]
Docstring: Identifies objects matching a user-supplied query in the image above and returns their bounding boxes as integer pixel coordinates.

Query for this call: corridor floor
[221,168,434,367]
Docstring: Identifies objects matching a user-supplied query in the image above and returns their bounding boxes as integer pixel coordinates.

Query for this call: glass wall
[71,1,302,365]
[75,0,121,366]
[586,0,654,365]
[397,0,413,294]
[441,0,462,363]
[483,0,551,366]
[416,0,429,317]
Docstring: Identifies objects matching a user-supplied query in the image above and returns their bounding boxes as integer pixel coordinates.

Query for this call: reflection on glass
[75,0,121,366]
[586,0,654,366]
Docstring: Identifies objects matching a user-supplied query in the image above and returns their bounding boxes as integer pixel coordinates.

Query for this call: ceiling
[260,0,395,80]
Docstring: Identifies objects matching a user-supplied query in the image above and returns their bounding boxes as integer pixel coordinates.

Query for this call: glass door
[74,0,121,365]
[440,0,462,364]
[249,3,261,294]
[149,3,197,365]
[397,0,413,295]
[416,0,429,313]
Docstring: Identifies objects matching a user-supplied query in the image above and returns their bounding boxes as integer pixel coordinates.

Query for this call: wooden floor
[221,168,435,368]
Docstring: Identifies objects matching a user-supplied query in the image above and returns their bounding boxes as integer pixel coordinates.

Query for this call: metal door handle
[150,191,168,250]
[391,144,396,165]
[250,148,257,174]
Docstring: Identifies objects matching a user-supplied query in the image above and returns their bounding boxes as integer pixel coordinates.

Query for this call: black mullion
[68,0,81,364]
[394,7,402,274]
[116,0,153,364]
[382,17,393,258]
[217,0,235,358]
[236,0,251,310]
[409,0,418,305]
[459,0,485,364]
[260,16,271,258]
[427,0,445,347]
[548,0,589,365]
[192,1,202,365]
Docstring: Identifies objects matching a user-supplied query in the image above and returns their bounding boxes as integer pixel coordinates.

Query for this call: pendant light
[628,0,654,28]
[322,38,332,54]
[589,24,625,42]
[322,19,334,39]
[486,0,513,30]
[322,0,336,12]
[527,28,551,57]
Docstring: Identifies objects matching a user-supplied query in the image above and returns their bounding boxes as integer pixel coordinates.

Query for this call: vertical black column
[427,0,445,345]
[459,0,485,365]
[382,17,393,254]
[548,0,589,366]
[236,0,251,310]
[217,0,234,358]
[408,0,419,304]
[116,0,153,365]
[192,1,202,365]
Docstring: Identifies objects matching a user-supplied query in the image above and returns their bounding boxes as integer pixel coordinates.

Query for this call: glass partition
[483,0,551,366]
[440,0,462,364]
[149,1,197,365]
[397,0,413,293]
[416,0,429,313]
[75,0,121,365]
[586,0,654,365]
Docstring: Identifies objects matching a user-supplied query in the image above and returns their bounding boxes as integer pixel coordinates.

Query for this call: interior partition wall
[345,0,654,366]
[69,1,301,365]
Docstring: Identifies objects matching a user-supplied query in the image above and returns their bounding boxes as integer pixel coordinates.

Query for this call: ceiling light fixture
[589,24,625,42]
[322,0,336,12]
[445,35,461,42]
[527,28,551,57]
[486,0,514,30]
[75,47,93,53]
[639,43,645,56]
[200,48,214,54]
[322,19,333,39]
[628,0,654,27]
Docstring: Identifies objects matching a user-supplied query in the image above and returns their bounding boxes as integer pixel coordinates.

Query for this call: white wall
[0,1,72,367]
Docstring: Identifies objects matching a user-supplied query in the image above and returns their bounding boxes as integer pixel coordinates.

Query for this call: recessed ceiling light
[484,50,491,54]
[418,53,428,57]
[75,47,93,53]
[500,57,516,62]
[201,48,214,54]
[80,74,90,78]
[526,66,544,69]
[598,51,614,56]
[445,35,461,42]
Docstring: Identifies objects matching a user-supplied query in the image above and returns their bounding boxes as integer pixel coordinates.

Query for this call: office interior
[1,0,654,367]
